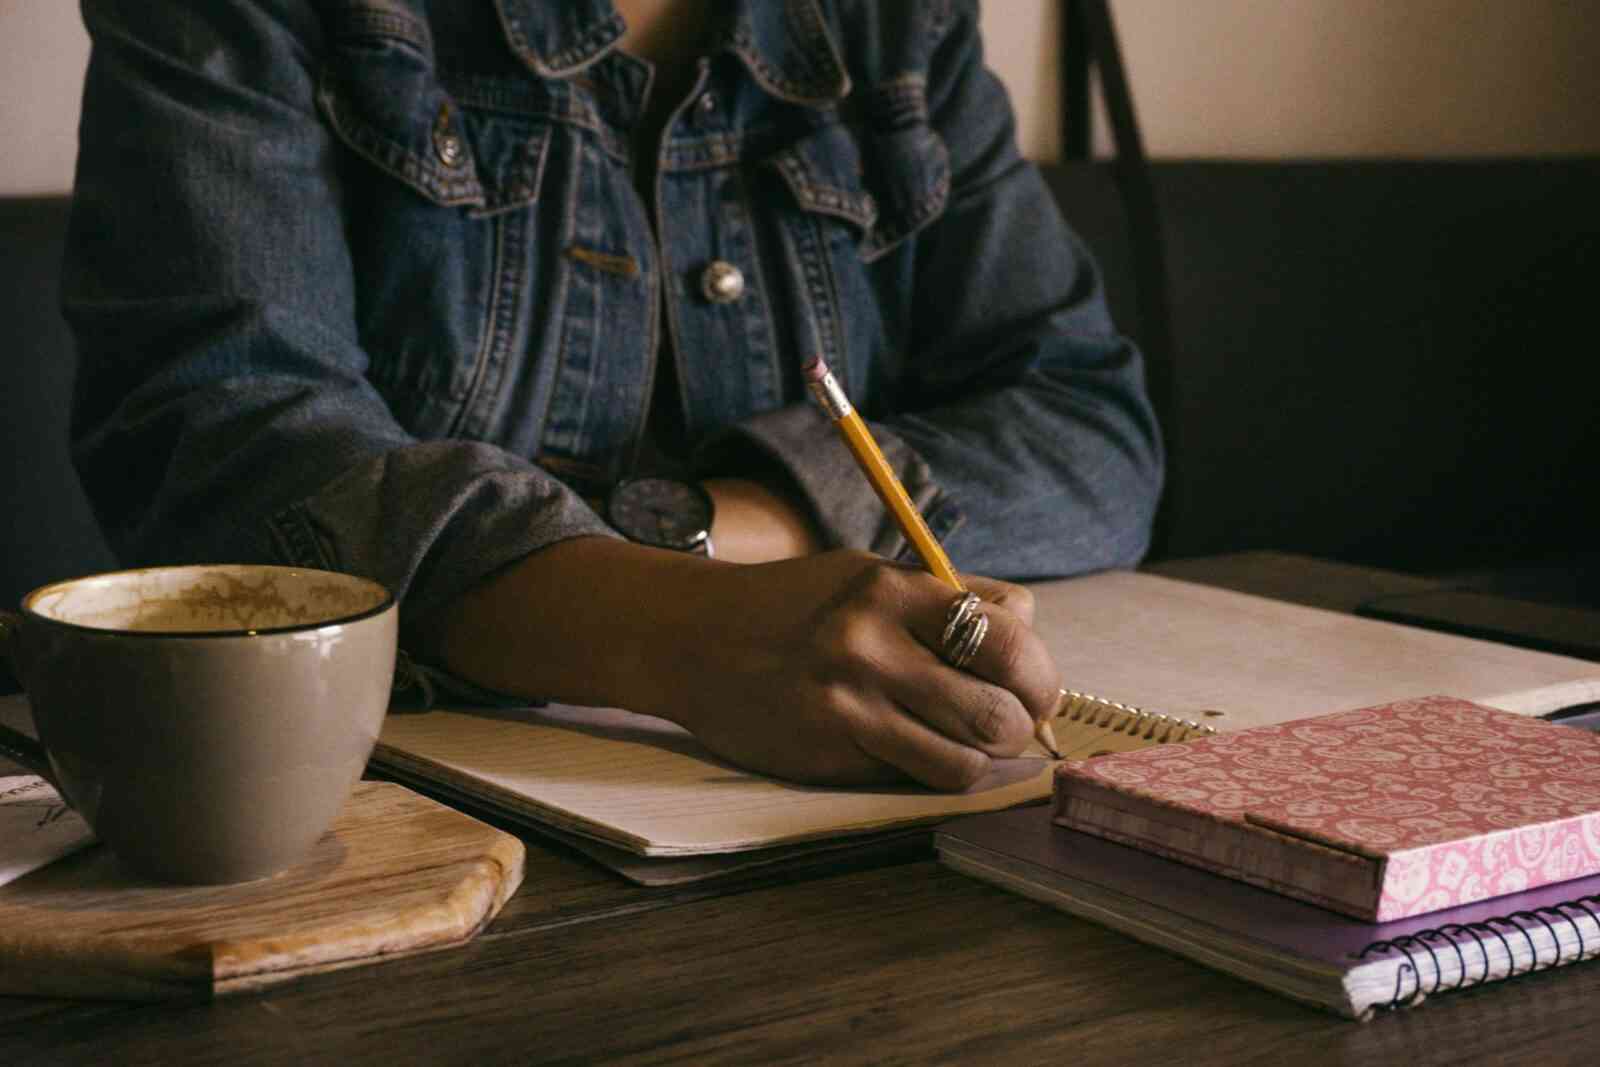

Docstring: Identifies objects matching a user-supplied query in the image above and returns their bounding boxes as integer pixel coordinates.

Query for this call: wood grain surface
[6,860,1599,1066]
[0,782,524,1001]
[5,555,1598,1065]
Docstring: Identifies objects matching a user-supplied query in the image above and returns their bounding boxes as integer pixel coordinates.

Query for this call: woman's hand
[647,550,1060,789]
[427,538,1062,791]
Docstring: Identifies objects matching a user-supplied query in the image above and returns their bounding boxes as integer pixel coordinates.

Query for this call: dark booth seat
[1046,158,1600,574]
[0,197,115,620]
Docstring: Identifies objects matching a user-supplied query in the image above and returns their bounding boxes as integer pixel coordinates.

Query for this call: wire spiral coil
[1054,690,1217,743]
[1358,895,1600,1011]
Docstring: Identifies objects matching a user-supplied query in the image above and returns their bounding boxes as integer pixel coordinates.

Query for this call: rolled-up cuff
[697,402,966,562]
[265,440,621,710]
[264,439,620,635]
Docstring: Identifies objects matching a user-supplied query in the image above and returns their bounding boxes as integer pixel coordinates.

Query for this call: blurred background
[6,0,1599,194]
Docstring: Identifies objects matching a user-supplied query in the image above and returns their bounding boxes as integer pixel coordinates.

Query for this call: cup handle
[0,610,55,784]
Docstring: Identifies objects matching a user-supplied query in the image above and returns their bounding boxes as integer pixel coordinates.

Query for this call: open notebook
[373,571,1600,876]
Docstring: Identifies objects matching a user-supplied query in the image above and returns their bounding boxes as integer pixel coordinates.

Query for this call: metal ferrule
[806,366,854,420]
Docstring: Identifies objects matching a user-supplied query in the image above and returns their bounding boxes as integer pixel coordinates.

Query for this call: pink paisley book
[1053,695,1600,921]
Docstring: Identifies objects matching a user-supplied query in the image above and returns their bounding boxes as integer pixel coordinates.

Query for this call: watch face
[607,478,713,551]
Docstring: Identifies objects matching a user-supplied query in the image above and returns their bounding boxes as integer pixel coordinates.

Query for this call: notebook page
[376,704,1053,856]
[1034,571,1600,731]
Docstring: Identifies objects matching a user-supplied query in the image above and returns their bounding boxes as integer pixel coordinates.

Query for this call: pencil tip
[1035,717,1061,758]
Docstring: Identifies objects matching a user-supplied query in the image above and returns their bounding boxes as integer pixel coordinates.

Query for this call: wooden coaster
[0,781,524,1001]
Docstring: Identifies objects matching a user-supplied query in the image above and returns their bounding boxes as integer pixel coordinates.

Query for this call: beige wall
[1097,0,1600,160]
[5,1,1600,195]
[1,3,92,196]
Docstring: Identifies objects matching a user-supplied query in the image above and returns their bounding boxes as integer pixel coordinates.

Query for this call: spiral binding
[1053,690,1216,744]
[1357,895,1600,1011]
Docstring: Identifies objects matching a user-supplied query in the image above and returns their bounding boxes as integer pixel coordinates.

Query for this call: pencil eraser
[801,355,830,382]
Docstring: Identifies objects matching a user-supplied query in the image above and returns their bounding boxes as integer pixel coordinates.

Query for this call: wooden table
[7,552,1599,1065]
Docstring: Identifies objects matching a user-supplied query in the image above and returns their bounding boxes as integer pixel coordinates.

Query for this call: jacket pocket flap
[315,8,559,215]
[769,122,880,233]
[317,29,487,209]
[768,114,950,261]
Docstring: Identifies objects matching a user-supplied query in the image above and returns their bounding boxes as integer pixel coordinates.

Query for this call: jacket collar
[494,0,849,106]
[494,0,624,76]
[725,0,851,106]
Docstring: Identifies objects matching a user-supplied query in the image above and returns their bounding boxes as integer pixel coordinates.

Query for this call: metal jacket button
[700,260,745,304]
[433,104,465,169]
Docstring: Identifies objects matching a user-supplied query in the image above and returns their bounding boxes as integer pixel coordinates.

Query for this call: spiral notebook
[937,804,1600,1019]
[372,571,1600,884]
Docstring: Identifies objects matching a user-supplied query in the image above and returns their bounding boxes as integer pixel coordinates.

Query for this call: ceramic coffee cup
[0,564,396,884]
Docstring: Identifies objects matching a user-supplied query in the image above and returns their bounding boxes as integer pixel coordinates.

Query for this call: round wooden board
[0,781,525,1001]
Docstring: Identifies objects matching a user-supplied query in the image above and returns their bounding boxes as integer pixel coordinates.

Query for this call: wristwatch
[605,477,716,557]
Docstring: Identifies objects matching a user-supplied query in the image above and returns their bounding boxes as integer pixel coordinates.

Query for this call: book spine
[937,842,1366,1019]
[1055,781,1382,920]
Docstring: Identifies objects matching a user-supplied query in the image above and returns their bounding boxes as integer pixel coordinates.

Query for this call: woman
[63,0,1162,789]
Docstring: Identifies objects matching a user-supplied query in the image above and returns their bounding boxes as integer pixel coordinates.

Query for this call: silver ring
[952,612,988,670]
[940,593,988,671]
[942,592,981,651]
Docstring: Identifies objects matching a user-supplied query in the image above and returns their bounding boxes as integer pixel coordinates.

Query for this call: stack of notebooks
[937,694,1600,1019]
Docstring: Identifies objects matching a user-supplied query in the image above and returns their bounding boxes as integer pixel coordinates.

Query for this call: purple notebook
[935,805,1600,1020]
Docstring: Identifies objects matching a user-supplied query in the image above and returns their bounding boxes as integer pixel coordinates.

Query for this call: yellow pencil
[802,355,1060,757]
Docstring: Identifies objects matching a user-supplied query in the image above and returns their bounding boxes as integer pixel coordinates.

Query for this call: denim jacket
[65,0,1162,641]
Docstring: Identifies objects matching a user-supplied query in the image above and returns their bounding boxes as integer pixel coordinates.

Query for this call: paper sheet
[0,776,95,888]
[377,704,1052,856]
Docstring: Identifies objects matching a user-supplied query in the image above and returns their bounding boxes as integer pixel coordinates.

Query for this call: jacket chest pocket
[762,107,950,405]
[315,15,554,440]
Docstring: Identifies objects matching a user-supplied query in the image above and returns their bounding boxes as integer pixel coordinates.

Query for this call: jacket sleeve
[64,0,617,642]
[706,2,1163,580]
